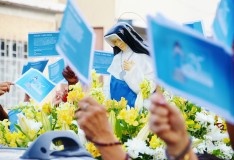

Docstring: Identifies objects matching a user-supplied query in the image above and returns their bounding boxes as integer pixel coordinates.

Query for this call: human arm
[75,97,127,160]
[24,94,30,102]
[52,88,68,105]
[62,66,78,86]
[0,82,14,96]
[149,93,198,160]
[0,104,8,120]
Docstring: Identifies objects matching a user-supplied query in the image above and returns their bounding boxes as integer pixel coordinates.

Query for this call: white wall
[76,0,116,51]
[116,0,220,36]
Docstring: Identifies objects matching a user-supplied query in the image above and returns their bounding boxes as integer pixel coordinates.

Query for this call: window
[0,38,28,108]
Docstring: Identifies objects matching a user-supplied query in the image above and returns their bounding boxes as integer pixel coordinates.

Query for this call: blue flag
[185,21,204,35]
[48,58,65,84]
[28,32,59,57]
[147,14,234,123]
[56,0,95,85]
[93,51,114,75]
[15,68,55,103]
[22,59,49,74]
[213,0,234,49]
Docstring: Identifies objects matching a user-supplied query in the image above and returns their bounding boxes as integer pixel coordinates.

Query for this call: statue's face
[111,38,127,51]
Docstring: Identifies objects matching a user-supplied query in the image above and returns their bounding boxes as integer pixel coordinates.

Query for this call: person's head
[196,153,223,160]
[104,22,149,55]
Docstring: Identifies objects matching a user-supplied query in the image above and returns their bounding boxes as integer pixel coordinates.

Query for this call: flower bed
[0,71,233,159]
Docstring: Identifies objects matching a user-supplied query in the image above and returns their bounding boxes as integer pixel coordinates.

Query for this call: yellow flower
[223,138,230,144]
[140,79,151,99]
[118,97,127,109]
[182,112,188,119]
[35,112,42,122]
[108,110,116,133]
[0,138,6,146]
[105,99,120,111]
[186,120,195,127]
[1,119,10,128]
[105,99,113,110]
[27,129,37,141]
[5,131,13,143]
[117,109,127,120]
[91,70,103,88]
[62,122,70,130]
[56,105,75,126]
[117,108,139,126]
[194,124,201,129]
[136,123,150,141]
[67,90,85,103]
[38,129,46,135]
[67,83,85,104]
[85,142,101,158]
[122,144,127,152]
[90,88,105,104]
[17,114,30,133]
[190,106,197,114]
[149,135,161,149]
[15,132,27,147]
[9,141,17,147]
[42,103,52,114]
[41,111,51,131]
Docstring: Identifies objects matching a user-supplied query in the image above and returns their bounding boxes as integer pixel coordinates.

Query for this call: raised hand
[149,93,197,159]
[0,82,14,96]
[62,66,78,85]
[75,97,127,160]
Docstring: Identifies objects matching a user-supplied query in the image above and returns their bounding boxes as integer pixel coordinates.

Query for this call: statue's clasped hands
[123,60,134,71]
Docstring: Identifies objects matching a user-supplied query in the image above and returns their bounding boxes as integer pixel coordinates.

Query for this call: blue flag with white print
[93,51,114,75]
[213,0,234,49]
[185,21,204,35]
[56,0,95,85]
[28,32,59,57]
[16,68,55,102]
[22,59,49,74]
[147,14,234,124]
[48,58,65,84]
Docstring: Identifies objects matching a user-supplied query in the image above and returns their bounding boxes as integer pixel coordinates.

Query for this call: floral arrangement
[0,71,233,159]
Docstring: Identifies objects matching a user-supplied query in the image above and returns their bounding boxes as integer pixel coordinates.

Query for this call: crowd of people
[0,22,233,160]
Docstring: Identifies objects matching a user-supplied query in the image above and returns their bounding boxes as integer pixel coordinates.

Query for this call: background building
[0,0,65,107]
[0,0,220,108]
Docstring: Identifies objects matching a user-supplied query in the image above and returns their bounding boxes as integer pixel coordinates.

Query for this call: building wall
[58,0,116,51]
[0,3,60,108]
[0,5,57,41]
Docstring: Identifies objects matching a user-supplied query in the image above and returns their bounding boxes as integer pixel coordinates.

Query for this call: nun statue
[104,22,156,107]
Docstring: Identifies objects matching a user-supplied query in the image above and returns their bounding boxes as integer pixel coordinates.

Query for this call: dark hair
[104,22,149,56]
[197,153,224,160]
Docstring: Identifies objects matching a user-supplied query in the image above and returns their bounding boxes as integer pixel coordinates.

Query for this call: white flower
[17,113,42,132]
[27,141,33,147]
[219,143,233,159]
[162,91,172,101]
[78,128,87,145]
[27,119,42,132]
[125,138,154,159]
[72,120,78,126]
[154,147,166,160]
[195,112,214,125]
[143,99,151,110]
[206,125,227,141]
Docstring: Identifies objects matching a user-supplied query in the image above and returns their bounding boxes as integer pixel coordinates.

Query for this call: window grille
[0,38,28,108]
